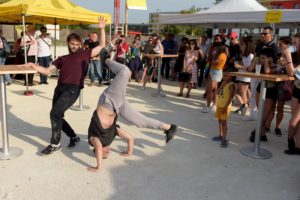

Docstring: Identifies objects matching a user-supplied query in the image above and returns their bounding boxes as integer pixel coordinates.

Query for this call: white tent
[158,0,300,28]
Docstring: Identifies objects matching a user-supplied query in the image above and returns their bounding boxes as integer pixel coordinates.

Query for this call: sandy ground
[0,47,299,200]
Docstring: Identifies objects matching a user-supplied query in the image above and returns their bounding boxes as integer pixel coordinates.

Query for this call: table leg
[70,90,90,111]
[152,57,166,97]
[0,75,23,160]
[240,80,272,159]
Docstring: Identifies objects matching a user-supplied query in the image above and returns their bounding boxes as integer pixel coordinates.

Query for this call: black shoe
[100,48,110,68]
[274,128,282,136]
[249,130,255,143]
[265,127,271,133]
[41,144,61,156]
[38,82,43,85]
[261,135,268,142]
[165,124,177,143]
[220,139,228,148]
[68,136,80,148]
[44,81,49,85]
[212,135,222,142]
[284,148,300,155]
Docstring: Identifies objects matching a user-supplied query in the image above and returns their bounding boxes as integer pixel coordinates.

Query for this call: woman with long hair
[177,39,198,98]
[285,33,300,155]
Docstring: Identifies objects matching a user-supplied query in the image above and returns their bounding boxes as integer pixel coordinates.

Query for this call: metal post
[22,15,33,96]
[125,0,128,37]
[240,80,272,159]
[0,75,23,160]
[70,90,90,111]
[152,56,166,97]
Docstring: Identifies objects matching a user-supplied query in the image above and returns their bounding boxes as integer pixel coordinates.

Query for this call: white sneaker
[211,105,216,112]
[202,105,211,113]
[243,109,256,121]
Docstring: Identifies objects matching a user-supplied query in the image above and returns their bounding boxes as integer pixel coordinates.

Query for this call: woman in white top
[234,36,255,115]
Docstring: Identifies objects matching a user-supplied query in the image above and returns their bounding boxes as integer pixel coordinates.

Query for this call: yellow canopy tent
[0,0,111,24]
[0,0,112,91]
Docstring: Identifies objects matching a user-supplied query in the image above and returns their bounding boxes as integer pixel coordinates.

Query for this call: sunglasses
[261,33,270,35]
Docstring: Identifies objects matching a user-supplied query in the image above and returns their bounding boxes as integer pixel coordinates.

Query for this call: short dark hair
[40,26,47,31]
[260,47,275,59]
[120,34,125,38]
[263,26,273,32]
[67,33,82,43]
[279,36,292,45]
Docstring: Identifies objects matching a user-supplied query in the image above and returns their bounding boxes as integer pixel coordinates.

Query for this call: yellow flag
[127,0,147,10]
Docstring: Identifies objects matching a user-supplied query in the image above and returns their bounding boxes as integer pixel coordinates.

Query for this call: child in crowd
[212,72,235,148]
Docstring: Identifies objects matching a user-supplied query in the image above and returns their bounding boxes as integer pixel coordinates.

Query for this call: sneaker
[68,136,80,148]
[165,124,177,143]
[100,48,110,68]
[275,128,282,137]
[220,139,228,148]
[211,105,216,112]
[44,81,49,85]
[40,144,61,156]
[249,130,268,143]
[212,135,222,141]
[202,105,211,113]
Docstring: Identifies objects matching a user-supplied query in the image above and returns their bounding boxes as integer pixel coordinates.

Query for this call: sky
[71,0,214,24]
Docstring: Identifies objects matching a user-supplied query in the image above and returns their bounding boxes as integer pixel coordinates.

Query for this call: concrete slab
[0,74,299,200]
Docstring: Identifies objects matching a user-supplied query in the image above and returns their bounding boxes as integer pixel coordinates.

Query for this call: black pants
[161,58,171,79]
[50,84,80,145]
[24,56,35,84]
[197,59,206,87]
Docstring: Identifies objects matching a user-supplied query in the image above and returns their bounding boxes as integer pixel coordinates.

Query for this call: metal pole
[0,75,23,160]
[70,90,90,111]
[240,80,272,159]
[152,56,166,97]
[125,0,128,37]
[22,15,29,91]
[0,75,8,154]
[54,19,57,59]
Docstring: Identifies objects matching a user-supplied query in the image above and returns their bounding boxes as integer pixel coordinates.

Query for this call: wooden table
[142,54,178,97]
[226,71,294,159]
[0,65,36,160]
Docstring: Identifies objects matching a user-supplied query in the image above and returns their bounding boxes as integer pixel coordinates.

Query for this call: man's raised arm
[91,16,107,58]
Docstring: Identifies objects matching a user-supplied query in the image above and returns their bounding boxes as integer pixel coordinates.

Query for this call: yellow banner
[127,0,147,10]
[265,11,282,23]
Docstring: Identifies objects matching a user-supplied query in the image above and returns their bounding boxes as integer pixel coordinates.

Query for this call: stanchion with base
[23,73,33,96]
[70,90,90,111]
[240,80,272,159]
[0,76,23,160]
[152,57,166,97]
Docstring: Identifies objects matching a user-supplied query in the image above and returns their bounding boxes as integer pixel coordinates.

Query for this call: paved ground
[0,47,299,200]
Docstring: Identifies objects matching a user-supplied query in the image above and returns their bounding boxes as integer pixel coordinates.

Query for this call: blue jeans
[0,57,12,84]
[89,60,102,83]
[38,56,51,83]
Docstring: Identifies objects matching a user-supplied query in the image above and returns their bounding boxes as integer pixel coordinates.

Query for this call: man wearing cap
[227,32,242,71]
[36,26,52,85]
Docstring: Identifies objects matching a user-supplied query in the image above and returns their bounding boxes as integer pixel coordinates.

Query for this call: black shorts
[256,83,278,101]
[88,111,119,147]
[292,86,300,103]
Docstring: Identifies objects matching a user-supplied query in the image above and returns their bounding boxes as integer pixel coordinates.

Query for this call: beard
[68,46,81,54]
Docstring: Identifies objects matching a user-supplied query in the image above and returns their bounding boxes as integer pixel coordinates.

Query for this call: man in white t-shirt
[36,26,52,84]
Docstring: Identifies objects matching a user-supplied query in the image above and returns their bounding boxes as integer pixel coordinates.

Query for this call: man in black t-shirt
[255,26,279,58]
